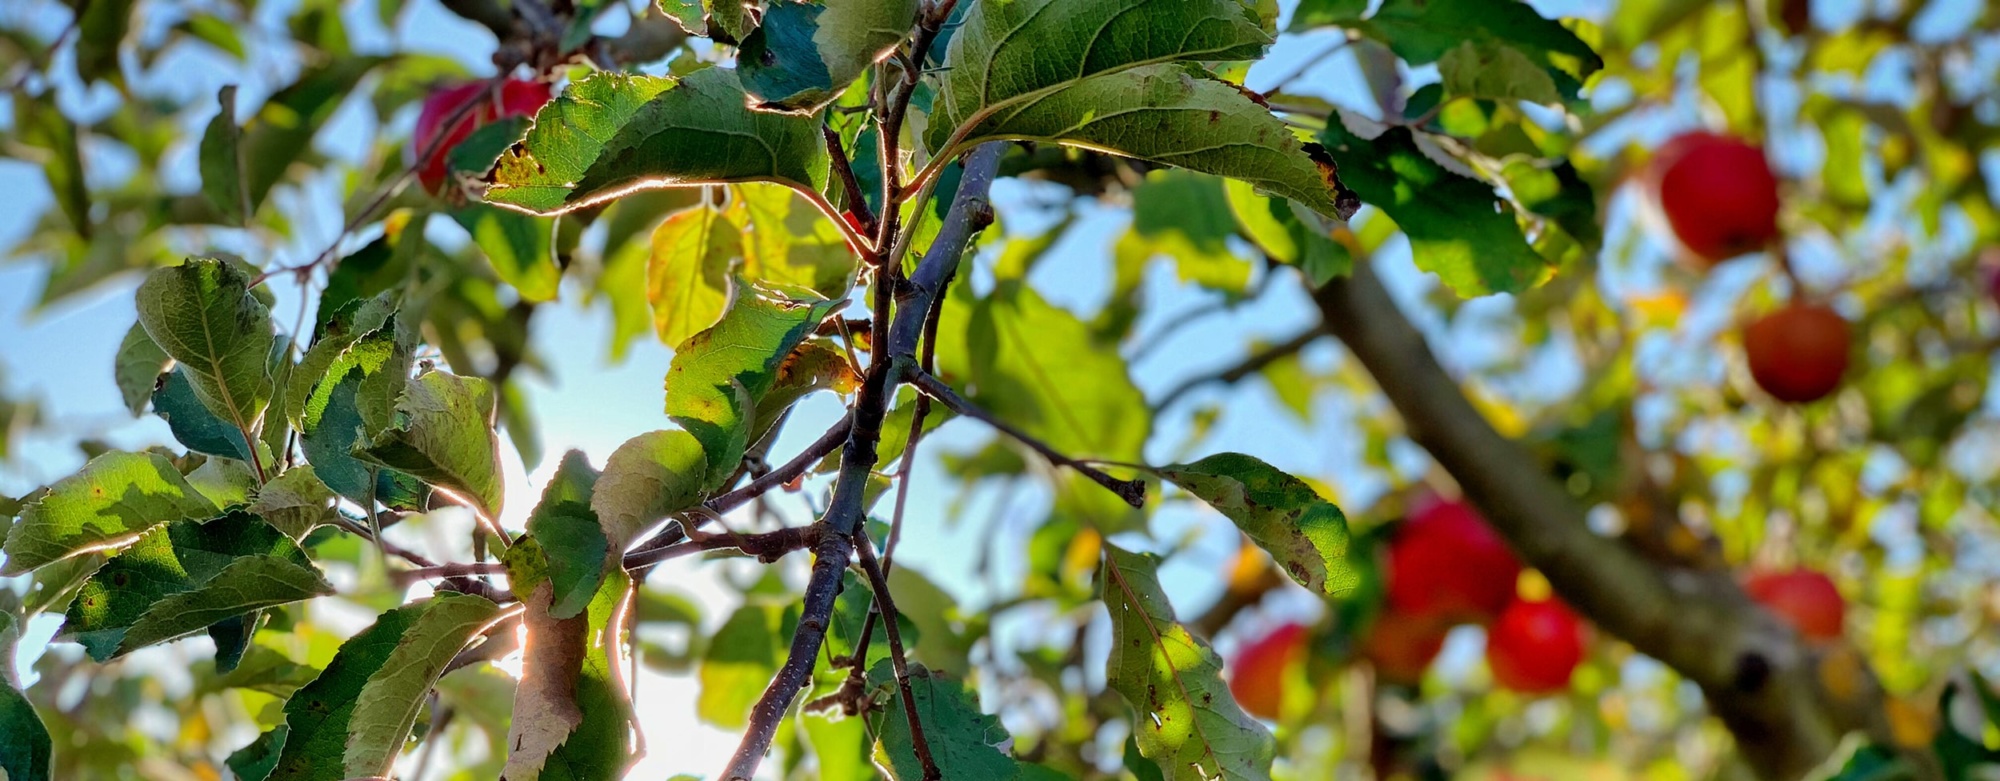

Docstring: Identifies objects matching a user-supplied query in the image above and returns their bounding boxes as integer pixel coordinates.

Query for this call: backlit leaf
[484,68,829,216]
[526,451,608,619]
[1101,545,1274,781]
[665,290,839,488]
[647,205,740,350]
[0,451,218,576]
[113,323,170,417]
[353,370,505,519]
[591,428,709,551]
[739,0,918,112]
[344,592,504,777]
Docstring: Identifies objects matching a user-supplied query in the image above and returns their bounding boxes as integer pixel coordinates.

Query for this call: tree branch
[1312,262,1886,780]
[907,369,1147,508]
[1152,326,1326,411]
[854,528,941,781]
[720,142,1007,781]
[620,417,853,569]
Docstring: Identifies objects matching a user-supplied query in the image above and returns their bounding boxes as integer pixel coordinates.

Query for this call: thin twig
[907,369,1146,508]
[391,561,510,586]
[854,527,941,781]
[823,124,878,237]
[252,75,506,287]
[333,513,438,567]
[622,525,820,570]
[1151,326,1327,411]
[620,417,854,569]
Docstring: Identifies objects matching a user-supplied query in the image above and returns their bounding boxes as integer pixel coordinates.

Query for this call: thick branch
[1312,263,1873,780]
[908,369,1146,508]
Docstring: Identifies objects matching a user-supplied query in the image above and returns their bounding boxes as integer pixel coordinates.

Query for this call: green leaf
[114,324,170,417]
[72,0,136,83]
[647,205,741,349]
[502,584,586,781]
[0,673,51,781]
[118,555,333,657]
[153,367,254,461]
[249,466,339,540]
[61,511,316,660]
[734,184,860,299]
[526,451,608,619]
[136,258,279,435]
[1158,453,1356,596]
[242,58,386,213]
[699,601,795,728]
[936,281,1149,462]
[1317,121,1549,297]
[867,661,1027,781]
[1342,0,1601,99]
[12,94,89,236]
[208,611,260,673]
[268,602,422,781]
[805,710,874,781]
[294,311,429,511]
[1438,41,1562,105]
[1101,544,1274,781]
[289,295,400,434]
[665,290,839,487]
[739,0,919,112]
[483,68,829,216]
[455,205,560,302]
[1287,0,1367,29]
[926,0,1270,154]
[1123,171,1251,296]
[1,451,218,576]
[353,370,505,519]
[200,85,251,224]
[591,428,709,551]
[823,571,918,673]
[344,593,503,777]
[936,63,1358,222]
[1503,159,1601,252]
[1222,179,1351,285]
[227,726,288,781]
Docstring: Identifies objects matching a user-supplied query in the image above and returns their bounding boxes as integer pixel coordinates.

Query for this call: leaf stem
[907,369,1147,508]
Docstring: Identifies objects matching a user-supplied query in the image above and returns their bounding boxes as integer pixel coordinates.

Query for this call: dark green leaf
[1344,0,1601,99]
[1438,41,1562,105]
[228,726,288,781]
[0,673,51,781]
[242,58,386,212]
[484,68,829,216]
[867,661,1019,781]
[1158,453,1355,596]
[0,451,217,576]
[249,466,339,540]
[1317,122,1549,296]
[117,556,332,657]
[12,94,90,236]
[738,0,918,112]
[927,0,1271,154]
[268,602,424,781]
[72,0,136,82]
[343,593,503,777]
[61,511,315,661]
[153,367,254,461]
[1287,0,1367,29]
[526,451,608,619]
[200,85,251,224]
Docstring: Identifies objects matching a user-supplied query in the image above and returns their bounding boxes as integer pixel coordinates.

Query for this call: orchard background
[1,0,1998,780]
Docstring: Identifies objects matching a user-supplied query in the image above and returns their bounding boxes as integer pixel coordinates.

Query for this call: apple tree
[0,0,1997,780]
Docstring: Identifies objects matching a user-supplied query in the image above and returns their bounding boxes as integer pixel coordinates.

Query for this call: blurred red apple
[1744,302,1850,403]
[411,78,552,195]
[1228,623,1305,720]
[1386,496,1522,622]
[1649,132,1782,265]
[1487,597,1586,694]
[1745,569,1845,641]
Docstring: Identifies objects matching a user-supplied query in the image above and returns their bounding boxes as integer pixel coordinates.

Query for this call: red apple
[411,78,553,195]
[1486,597,1586,694]
[1744,302,1850,403]
[1745,569,1845,641]
[1649,132,1782,265]
[1228,623,1305,720]
[1385,496,1522,622]
[1362,610,1451,685]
